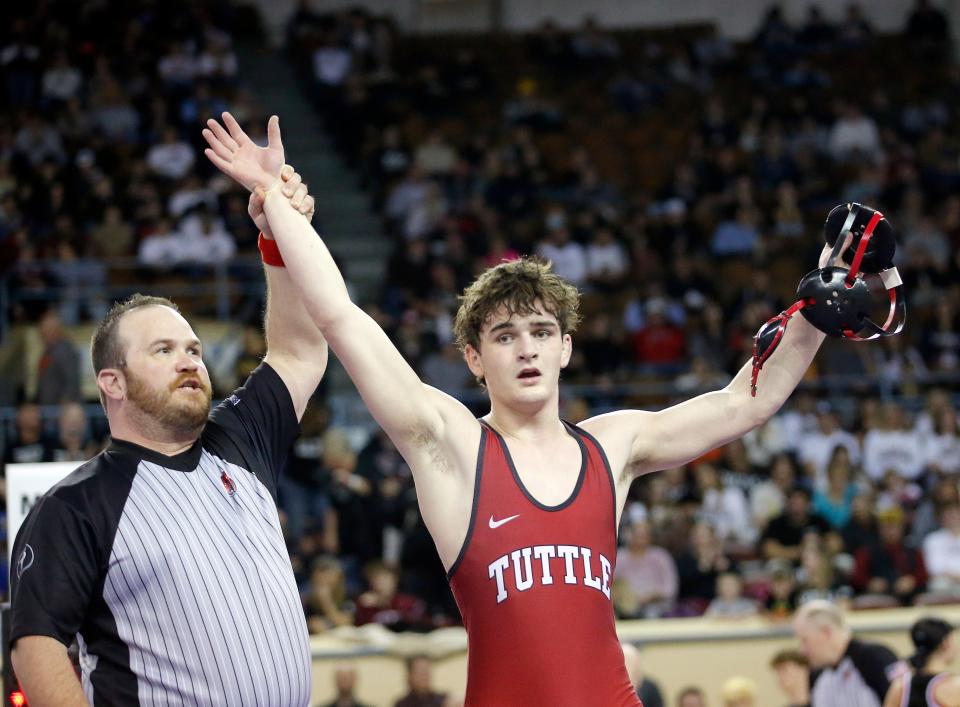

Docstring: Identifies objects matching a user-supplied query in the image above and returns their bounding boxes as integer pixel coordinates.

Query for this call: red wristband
[258,232,285,267]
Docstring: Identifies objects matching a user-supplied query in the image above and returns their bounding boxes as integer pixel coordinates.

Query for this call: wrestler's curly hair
[453,257,582,352]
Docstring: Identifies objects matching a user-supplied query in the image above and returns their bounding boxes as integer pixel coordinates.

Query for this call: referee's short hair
[90,294,179,406]
[795,599,846,628]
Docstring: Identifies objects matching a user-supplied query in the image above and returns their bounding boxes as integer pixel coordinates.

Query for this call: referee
[9,152,327,704]
[793,600,905,707]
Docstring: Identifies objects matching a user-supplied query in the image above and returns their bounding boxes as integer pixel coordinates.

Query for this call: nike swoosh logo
[488,514,520,529]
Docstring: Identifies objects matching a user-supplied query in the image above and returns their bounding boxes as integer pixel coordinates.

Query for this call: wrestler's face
[465,302,571,410]
[117,306,212,436]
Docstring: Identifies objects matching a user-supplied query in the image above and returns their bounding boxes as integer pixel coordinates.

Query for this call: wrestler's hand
[249,165,314,239]
[202,112,284,192]
[818,230,854,269]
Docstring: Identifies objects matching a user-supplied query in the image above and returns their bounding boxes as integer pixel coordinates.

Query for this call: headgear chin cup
[750,203,906,397]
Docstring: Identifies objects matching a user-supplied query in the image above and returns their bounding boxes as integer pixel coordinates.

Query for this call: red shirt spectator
[354,561,429,630]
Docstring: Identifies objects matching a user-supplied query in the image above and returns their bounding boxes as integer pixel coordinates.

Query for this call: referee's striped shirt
[10,364,312,706]
[810,637,904,707]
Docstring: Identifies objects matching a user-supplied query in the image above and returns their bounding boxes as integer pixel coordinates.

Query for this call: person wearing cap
[793,599,904,706]
[883,617,960,707]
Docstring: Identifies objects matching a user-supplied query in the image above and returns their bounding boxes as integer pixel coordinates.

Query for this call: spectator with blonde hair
[721,676,757,707]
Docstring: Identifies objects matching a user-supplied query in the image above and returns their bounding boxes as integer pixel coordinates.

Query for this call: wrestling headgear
[750,203,906,396]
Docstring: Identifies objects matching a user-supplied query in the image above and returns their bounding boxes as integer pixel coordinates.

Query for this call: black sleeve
[849,640,900,702]
[205,363,300,497]
[9,494,100,648]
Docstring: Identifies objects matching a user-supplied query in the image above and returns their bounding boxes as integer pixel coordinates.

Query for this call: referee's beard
[124,367,213,440]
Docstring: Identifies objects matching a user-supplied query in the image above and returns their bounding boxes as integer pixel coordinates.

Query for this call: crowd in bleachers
[0,0,272,328]
[2,0,960,651]
[280,0,960,632]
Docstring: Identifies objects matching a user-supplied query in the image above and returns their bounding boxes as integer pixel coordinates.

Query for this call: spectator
[137,218,182,271]
[769,649,811,707]
[535,226,587,287]
[705,573,759,619]
[795,540,851,607]
[766,564,799,620]
[811,449,859,530]
[197,35,238,82]
[842,493,880,554]
[828,102,881,162]
[354,561,428,631]
[863,403,925,483]
[177,207,237,266]
[413,130,457,177]
[614,518,679,618]
[35,309,80,405]
[797,406,860,489]
[761,487,833,563]
[41,50,83,105]
[621,642,666,707]
[675,521,732,612]
[793,600,902,707]
[721,677,757,707]
[852,506,926,604]
[146,126,196,181]
[157,41,197,88]
[420,342,474,400]
[922,502,960,595]
[751,454,797,530]
[304,556,354,635]
[905,0,951,45]
[386,166,431,233]
[585,227,629,292]
[838,4,874,47]
[632,298,686,371]
[924,404,960,475]
[570,17,620,60]
[90,205,134,258]
[313,32,353,89]
[677,686,708,707]
[321,664,372,707]
[393,655,445,707]
[694,462,756,548]
[13,116,65,166]
[169,175,218,218]
[51,402,98,463]
[3,402,51,465]
[711,206,760,257]
[797,5,836,52]
[911,477,960,547]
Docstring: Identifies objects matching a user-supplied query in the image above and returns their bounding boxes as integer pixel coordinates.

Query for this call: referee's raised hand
[202,111,284,193]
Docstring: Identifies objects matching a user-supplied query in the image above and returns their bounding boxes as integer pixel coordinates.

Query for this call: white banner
[7,462,81,562]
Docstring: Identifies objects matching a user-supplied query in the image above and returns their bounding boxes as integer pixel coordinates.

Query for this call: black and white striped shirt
[810,638,903,707]
[10,364,312,706]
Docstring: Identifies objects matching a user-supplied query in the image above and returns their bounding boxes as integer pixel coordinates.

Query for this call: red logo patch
[220,470,236,496]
